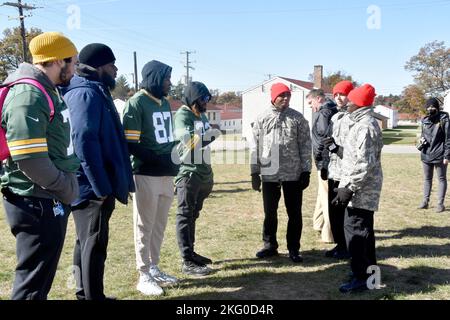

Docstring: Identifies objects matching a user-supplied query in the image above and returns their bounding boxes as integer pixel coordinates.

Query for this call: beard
[195,103,207,113]
[100,72,116,90]
[58,64,72,87]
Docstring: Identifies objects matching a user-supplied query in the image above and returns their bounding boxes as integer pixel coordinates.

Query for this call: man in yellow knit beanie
[1,32,79,299]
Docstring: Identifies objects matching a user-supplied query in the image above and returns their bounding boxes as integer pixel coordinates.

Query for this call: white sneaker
[137,272,164,296]
[149,265,178,285]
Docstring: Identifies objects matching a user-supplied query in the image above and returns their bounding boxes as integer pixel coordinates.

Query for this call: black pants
[72,196,115,300]
[344,207,377,280]
[2,191,69,300]
[328,179,347,251]
[261,181,303,253]
[176,174,213,261]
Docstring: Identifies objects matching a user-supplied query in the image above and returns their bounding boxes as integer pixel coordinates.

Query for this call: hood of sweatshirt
[182,81,211,107]
[140,60,172,99]
[4,62,56,91]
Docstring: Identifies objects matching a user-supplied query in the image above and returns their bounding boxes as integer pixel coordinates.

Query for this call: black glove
[323,137,341,154]
[331,187,354,207]
[320,168,328,181]
[299,172,311,190]
[314,145,325,161]
[251,174,261,192]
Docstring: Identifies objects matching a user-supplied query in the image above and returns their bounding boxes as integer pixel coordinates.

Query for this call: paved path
[382,145,419,154]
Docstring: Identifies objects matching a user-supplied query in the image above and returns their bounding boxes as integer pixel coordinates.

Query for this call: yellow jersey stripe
[188,135,200,150]
[9,143,47,151]
[8,138,47,147]
[10,147,48,156]
[124,130,141,135]
[125,136,140,141]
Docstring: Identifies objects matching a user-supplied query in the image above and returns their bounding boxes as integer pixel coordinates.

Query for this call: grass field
[0,151,449,300]
[382,125,420,145]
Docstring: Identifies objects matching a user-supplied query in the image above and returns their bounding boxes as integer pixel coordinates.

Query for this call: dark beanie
[425,97,440,109]
[79,43,115,68]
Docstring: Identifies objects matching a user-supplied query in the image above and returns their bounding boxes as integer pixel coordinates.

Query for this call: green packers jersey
[173,105,213,184]
[1,83,80,196]
[122,90,176,171]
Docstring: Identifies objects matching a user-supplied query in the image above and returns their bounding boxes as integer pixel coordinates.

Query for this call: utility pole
[2,0,39,63]
[181,50,195,86]
[265,74,273,81]
[133,51,138,92]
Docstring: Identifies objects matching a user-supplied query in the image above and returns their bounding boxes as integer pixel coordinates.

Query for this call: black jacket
[312,99,337,170]
[420,111,450,163]
[61,67,135,205]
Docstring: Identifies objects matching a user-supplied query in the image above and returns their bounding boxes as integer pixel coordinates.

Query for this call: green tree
[405,41,450,96]
[169,80,184,100]
[209,88,220,104]
[374,94,402,107]
[394,84,427,116]
[0,27,42,82]
[216,91,242,107]
[323,70,357,89]
[111,75,131,100]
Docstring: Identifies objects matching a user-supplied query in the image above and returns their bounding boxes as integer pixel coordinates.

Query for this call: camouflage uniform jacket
[327,109,350,181]
[339,107,383,211]
[250,105,312,182]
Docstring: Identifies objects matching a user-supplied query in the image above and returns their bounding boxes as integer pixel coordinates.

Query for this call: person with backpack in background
[0,32,79,300]
[417,97,450,213]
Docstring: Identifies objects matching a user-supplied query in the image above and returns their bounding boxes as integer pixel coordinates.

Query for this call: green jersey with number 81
[122,90,176,171]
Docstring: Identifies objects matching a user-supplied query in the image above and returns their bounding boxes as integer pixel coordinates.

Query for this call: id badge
[53,200,65,217]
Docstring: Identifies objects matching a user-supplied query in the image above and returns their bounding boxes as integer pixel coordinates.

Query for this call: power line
[2,0,41,62]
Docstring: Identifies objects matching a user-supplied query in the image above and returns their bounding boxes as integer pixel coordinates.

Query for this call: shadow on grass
[383,137,408,145]
[377,243,450,259]
[214,181,250,185]
[211,188,251,194]
[377,226,450,240]
[167,263,450,300]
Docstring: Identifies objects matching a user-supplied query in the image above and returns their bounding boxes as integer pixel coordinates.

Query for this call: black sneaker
[325,245,339,258]
[435,204,445,213]
[193,252,212,265]
[339,278,368,293]
[182,260,212,277]
[256,247,278,259]
[288,250,303,263]
[333,250,351,260]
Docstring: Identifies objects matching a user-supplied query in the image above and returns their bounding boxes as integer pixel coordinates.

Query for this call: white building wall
[444,90,450,114]
[374,105,398,129]
[220,119,242,133]
[242,78,312,141]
